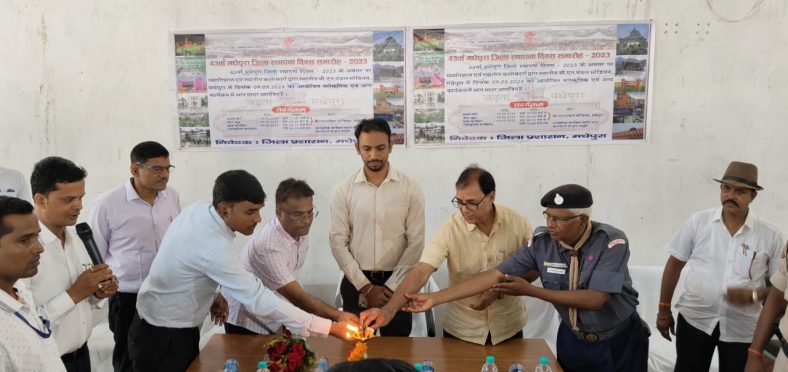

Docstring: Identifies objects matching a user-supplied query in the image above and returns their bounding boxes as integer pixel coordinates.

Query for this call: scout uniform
[497,184,650,371]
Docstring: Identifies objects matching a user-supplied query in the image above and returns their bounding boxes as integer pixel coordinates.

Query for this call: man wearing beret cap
[402,184,649,371]
[658,161,784,372]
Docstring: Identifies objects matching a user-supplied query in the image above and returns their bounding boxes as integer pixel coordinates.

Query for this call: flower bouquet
[263,329,316,372]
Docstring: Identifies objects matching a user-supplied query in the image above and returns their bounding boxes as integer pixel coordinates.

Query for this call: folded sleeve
[206,244,331,337]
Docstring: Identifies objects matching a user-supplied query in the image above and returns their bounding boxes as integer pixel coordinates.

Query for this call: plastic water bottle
[256,360,270,372]
[534,356,552,372]
[481,355,498,372]
[313,355,329,371]
[508,362,524,372]
[222,359,239,372]
[422,360,436,371]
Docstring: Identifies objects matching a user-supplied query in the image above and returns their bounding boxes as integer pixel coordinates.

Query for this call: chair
[628,265,719,372]
[522,278,560,354]
[334,275,438,337]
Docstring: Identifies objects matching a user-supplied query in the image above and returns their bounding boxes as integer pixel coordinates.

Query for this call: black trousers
[224,322,258,335]
[127,314,200,372]
[340,273,412,337]
[61,343,91,372]
[109,292,137,372]
[674,313,749,372]
[556,313,650,372]
[444,329,523,345]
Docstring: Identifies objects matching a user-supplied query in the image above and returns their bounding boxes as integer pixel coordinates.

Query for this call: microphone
[75,222,104,266]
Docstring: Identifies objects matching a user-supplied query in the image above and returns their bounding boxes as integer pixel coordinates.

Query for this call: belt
[362,270,392,282]
[572,312,639,342]
[61,342,88,361]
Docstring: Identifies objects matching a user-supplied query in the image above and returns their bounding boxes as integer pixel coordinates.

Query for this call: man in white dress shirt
[330,118,425,336]
[224,178,358,335]
[658,161,785,372]
[21,157,118,372]
[0,166,31,202]
[129,170,351,371]
[0,196,65,371]
[87,141,181,372]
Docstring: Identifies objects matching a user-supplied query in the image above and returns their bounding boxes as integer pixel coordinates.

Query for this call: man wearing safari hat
[658,161,785,372]
[398,184,650,371]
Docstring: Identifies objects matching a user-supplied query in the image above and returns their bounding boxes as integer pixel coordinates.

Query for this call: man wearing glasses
[394,184,649,371]
[223,178,359,335]
[330,118,425,336]
[361,165,535,345]
[87,141,180,372]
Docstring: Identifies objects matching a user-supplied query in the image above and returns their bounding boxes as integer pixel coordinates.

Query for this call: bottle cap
[414,362,423,369]
[486,355,495,364]
[539,356,549,365]
[258,360,268,368]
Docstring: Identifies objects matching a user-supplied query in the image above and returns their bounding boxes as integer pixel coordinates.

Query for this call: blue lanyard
[14,311,52,338]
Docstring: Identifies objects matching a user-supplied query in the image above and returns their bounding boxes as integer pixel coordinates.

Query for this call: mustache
[723,199,739,207]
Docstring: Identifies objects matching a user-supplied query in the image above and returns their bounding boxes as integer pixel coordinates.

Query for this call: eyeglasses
[136,162,175,174]
[451,194,487,211]
[282,205,319,221]
[543,211,582,224]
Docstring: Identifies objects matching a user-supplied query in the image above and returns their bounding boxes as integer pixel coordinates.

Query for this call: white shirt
[0,167,31,202]
[0,286,65,372]
[665,207,785,342]
[329,167,425,290]
[769,248,788,371]
[225,218,309,334]
[87,180,180,293]
[136,201,331,337]
[18,222,106,354]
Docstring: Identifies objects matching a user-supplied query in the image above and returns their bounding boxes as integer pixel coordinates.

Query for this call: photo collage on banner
[412,29,447,144]
[174,34,211,147]
[172,29,406,149]
[612,24,650,140]
[408,22,653,146]
[372,31,407,144]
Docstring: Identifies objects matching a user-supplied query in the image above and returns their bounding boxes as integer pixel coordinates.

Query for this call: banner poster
[173,29,406,149]
[409,22,652,146]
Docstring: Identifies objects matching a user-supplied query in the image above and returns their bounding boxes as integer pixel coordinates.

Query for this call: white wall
[3,0,788,295]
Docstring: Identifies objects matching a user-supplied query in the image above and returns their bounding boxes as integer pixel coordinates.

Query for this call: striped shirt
[225,218,308,334]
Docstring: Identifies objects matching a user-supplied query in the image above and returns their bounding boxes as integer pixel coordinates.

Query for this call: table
[188,335,562,371]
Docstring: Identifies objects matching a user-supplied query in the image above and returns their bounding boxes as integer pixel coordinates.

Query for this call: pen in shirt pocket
[748,251,757,280]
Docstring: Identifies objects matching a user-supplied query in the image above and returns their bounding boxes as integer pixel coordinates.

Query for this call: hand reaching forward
[401,293,436,313]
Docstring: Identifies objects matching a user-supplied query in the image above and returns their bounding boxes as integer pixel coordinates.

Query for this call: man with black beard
[329,118,425,337]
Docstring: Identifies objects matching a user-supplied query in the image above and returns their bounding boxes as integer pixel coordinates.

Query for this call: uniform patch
[544,262,568,269]
[608,239,626,249]
[554,193,564,205]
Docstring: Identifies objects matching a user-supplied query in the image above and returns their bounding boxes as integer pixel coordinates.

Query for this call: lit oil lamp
[345,324,376,361]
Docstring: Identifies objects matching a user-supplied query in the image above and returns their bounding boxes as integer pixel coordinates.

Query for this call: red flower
[268,363,280,372]
[274,343,287,356]
[287,353,304,371]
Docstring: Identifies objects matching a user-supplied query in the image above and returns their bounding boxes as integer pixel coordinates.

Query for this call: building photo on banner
[172,29,407,150]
